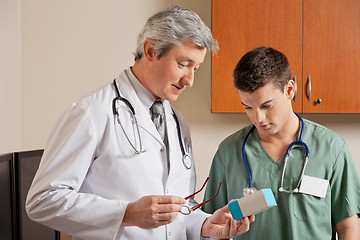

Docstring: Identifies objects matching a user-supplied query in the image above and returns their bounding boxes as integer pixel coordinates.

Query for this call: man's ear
[285,79,296,100]
[143,38,156,61]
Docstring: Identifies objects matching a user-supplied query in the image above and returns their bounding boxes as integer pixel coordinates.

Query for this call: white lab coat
[26,69,210,240]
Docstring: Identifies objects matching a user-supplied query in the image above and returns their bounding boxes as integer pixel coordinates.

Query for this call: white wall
[3,0,360,202]
[0,0,21,154]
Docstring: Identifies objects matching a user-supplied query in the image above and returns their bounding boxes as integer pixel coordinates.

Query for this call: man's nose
[182,69,194,87]
[254,109,265,123]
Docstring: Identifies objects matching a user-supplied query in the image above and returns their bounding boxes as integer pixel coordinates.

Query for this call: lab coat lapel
[115,71,165,145]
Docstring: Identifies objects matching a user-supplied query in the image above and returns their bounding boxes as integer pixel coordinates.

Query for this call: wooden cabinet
[212,0,360,113]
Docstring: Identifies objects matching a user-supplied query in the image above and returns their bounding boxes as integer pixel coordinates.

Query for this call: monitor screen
[0,153,15,240]
[15,150,59,240]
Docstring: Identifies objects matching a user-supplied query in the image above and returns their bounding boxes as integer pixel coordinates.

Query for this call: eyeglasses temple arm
[191,182,222,211]
[184,177,209,200]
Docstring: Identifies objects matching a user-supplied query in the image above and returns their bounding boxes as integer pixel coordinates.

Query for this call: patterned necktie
[150,100,166,142]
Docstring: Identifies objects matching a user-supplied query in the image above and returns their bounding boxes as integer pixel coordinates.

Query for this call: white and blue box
[228,188,277,220]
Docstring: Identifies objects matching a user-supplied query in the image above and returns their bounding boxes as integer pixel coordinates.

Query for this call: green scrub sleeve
[330,140,360,223]
[202,149,229,214]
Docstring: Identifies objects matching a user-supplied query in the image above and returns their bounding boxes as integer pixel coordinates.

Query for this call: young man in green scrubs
[203,46,360,239]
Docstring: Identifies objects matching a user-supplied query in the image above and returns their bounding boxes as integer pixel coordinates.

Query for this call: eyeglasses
[180,177,222,215]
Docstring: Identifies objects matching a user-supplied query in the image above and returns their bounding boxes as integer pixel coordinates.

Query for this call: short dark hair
[233,46,291,92]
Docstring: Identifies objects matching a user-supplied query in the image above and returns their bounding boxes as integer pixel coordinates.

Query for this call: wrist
[201,217,211,238]
[121,202,134,227]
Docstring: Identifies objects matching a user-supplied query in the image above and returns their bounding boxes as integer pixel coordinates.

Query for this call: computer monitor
[15,150,60,240]
[0,153,15,240]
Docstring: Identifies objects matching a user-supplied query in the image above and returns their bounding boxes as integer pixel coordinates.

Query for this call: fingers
[143,195,185,212]
[144,196,184,223]
[157,195,186,205]
[218,219,231,237]
[218,218,249,239]
[153,195,185,216]
[201,210,255,239]
[221,199,237,213]
[233,218,242,236]
[158,204,182,214]
[156,211,178,220]
[221,215,254,237]
[122,195,185,229]
[226,219,238,237]
[236,216,252,234]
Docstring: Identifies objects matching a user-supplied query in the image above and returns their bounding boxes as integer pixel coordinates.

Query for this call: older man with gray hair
[26,6,254,240]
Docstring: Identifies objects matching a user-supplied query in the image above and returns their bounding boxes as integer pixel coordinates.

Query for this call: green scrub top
[202,119,360,240]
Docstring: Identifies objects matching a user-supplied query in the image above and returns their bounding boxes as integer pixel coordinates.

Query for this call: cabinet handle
[307,75,311,102]
[293,76,297,102]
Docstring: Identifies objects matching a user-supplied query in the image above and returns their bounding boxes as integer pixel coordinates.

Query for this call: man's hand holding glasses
[180,177,221,215]
[122,177,254,239]
[179,177,255,239]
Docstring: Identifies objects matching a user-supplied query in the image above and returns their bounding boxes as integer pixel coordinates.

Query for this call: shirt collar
[125,67,158,112]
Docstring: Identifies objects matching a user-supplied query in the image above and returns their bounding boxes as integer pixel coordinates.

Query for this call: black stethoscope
[242,112,310,196]
[112,79,192,170]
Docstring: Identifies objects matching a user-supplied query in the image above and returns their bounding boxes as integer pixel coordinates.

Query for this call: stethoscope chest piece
[182,154,192,169]
[243,187,257,196]
[173,113,192,170]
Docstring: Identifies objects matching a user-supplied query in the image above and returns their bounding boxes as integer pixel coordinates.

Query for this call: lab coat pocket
[292,193,327,221]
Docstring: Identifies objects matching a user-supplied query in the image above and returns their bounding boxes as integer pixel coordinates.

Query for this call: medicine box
[228,188,277,220]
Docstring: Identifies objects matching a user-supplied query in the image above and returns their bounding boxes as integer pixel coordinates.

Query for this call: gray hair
[134,6,218,61]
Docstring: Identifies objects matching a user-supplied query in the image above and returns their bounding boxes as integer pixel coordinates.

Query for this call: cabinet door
[303,0,360,113]
[212,0,302,112]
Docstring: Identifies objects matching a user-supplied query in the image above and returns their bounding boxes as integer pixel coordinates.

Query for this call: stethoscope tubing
[242,112,309,191]
[172,111,189,161]
[112,80,135,116]
[113,79,144,154]
[242,125,255,188]
[112,79,191,169]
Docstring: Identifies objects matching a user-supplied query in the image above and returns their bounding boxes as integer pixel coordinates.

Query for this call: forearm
[338,231,360,240]
[200,217,211,238]
[186,210,211,239]
[200,205,254,240]
[26,187,126,239]
[338,228,360,240]
[336,215,360,240]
